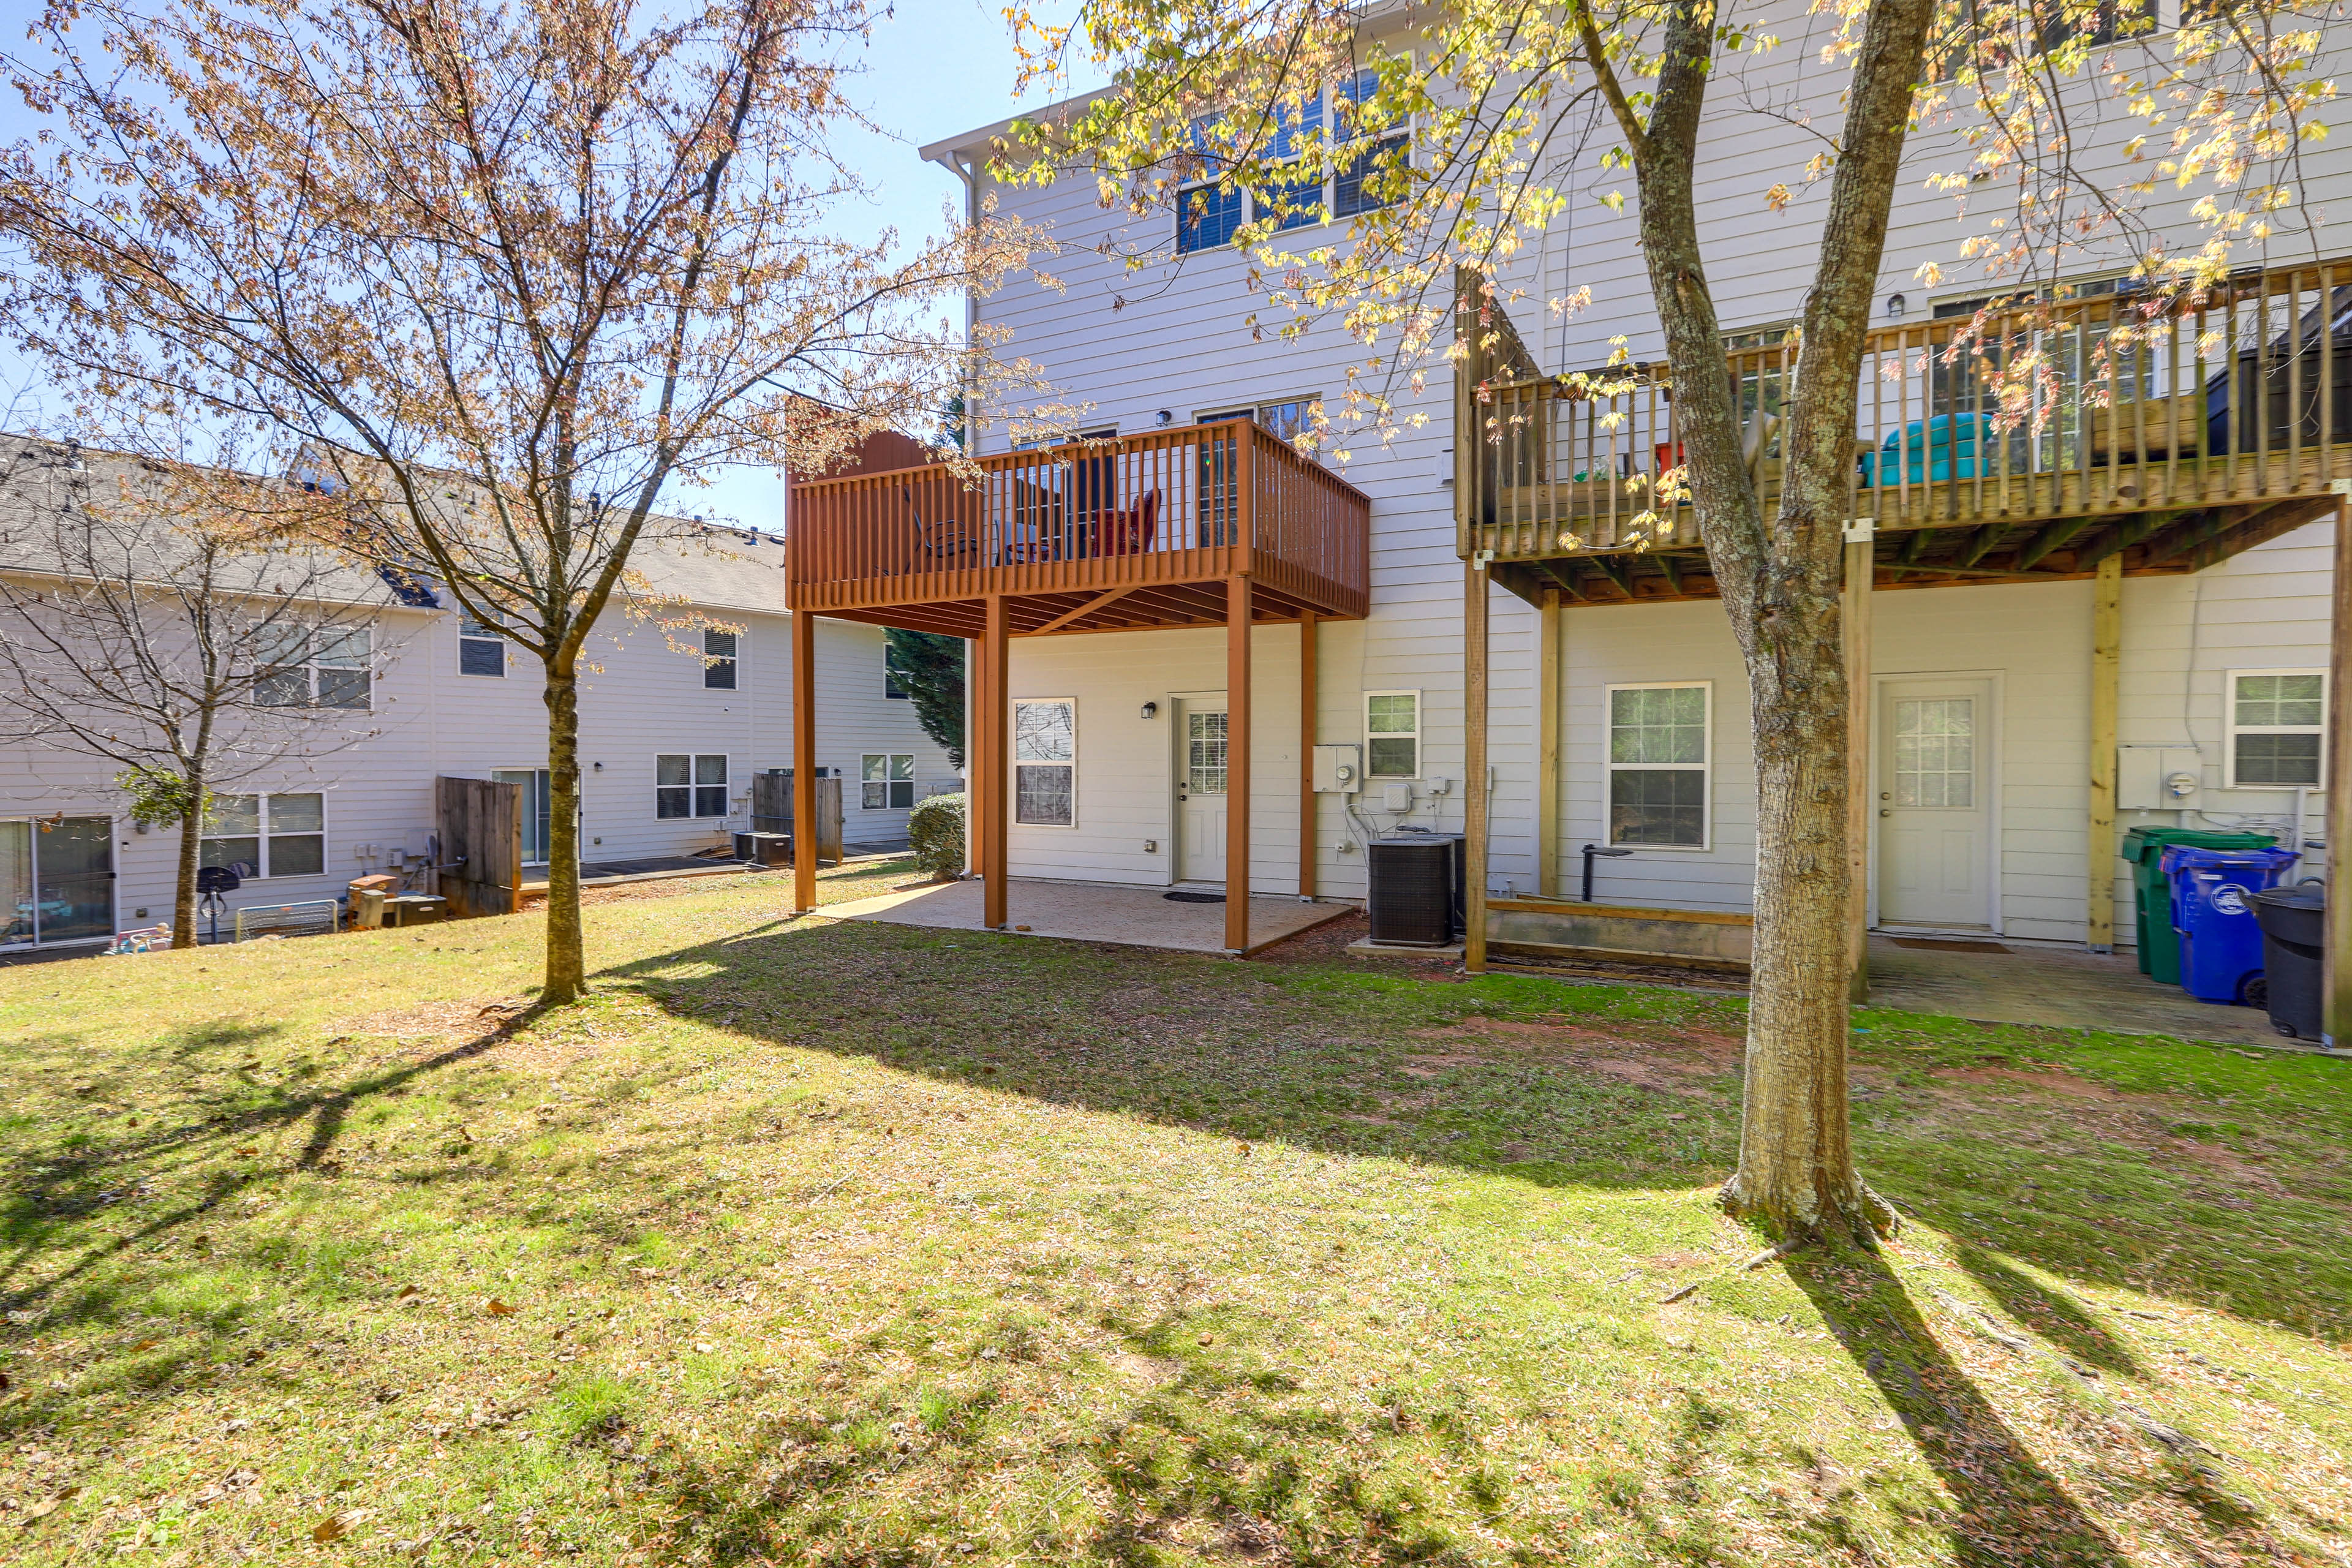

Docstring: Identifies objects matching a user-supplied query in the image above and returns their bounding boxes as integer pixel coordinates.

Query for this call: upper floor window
[703,628,738,690]
[458,613,505,677]
[1176,69,1409,253]
[1199,397,1322,444]
[255,625,371,709]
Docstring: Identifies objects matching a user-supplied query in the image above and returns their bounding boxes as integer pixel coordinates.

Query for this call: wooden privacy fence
[748,772,842,865]
[434,775,522,918]
[1466,256,2352,560]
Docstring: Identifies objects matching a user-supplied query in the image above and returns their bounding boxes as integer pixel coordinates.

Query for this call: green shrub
[907,791,966,880]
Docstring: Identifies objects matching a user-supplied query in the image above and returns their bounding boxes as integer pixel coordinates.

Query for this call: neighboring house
[783,4,2352,963]
[1,443,952,955]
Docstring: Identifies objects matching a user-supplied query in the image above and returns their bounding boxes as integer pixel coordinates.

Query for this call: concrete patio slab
[821,876,1354,956]
[1865,937,2302,1048]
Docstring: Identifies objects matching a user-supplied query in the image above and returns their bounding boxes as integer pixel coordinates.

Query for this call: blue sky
[0,0,1092,533]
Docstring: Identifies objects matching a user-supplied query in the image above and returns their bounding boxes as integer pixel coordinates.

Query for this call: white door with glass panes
[1176,700,1228,883]
[1877,677,1994,928]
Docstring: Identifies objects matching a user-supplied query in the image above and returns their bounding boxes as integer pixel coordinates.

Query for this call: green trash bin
[2119,827,2276,984]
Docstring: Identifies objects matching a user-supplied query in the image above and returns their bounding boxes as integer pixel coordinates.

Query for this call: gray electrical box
[2118,745,2203,810]
[1313,744,1362,794]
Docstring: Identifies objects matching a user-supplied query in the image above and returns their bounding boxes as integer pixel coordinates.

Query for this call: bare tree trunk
[543,662,585,1005]
[171,765,203,951]
[1623,0,1937,1242]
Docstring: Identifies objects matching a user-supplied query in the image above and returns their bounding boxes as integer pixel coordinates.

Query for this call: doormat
[1889,937,2010,953]
[1164,891,1227,904]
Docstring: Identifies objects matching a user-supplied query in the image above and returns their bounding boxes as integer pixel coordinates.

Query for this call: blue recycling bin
[2160,845,2301,1004]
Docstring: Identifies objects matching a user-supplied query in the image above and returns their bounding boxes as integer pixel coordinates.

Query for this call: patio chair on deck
[1095,488,1161,556]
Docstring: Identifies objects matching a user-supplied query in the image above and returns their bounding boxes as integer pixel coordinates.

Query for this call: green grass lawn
[2,862,2348,1566]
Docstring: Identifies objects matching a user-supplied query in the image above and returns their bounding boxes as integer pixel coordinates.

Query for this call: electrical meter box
[1312,744,1362,794]
[2118,746,2204,811]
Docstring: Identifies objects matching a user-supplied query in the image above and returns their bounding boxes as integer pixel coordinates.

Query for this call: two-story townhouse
[793,7,2352,993]
[1,440,954,956]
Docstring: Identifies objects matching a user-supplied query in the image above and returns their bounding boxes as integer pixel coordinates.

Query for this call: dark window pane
[657,755,690,787]
[1610,769,1706,846]
[1255,167,1322,231]
[694,785,728,817]
[1177,181,1243,252]
[862,782,887,810]
[1335,135,1407,217]
[459,638,505,677]
[656,786,691,820]
[695,755,728,786]
[2236,733,2321,786]
[889,780,915,809]
[1016,764,1073,826]
[704,658,736,690]
[317,668,371,709]
[270,834,325,877]
[202,835,261,875]
[1368,736,1416,777]
[255,668,310,706]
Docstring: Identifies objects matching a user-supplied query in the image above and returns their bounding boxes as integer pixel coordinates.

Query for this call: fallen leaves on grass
[17,1488,77,1526]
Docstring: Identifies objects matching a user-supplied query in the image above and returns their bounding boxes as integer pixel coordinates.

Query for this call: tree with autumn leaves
[1,0,1036,1003]
[1008,0,2338,1242]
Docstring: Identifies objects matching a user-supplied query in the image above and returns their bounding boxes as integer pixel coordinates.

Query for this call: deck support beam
[1465,556,1491,971]
[1225,576,1253,954]
[2327,490,2352,1046]
[1537,587,1562,899]
[1844,532,1874,1001]
[792,609,818,913]
[2087,553,2123,952]
[1299,611,1318,900]
[981,595,1010,931]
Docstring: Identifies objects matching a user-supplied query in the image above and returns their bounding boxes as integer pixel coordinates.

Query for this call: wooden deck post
[1298,611,1317,900]
[1225,576,1253,953]
[2326,489,2352,1046]
[1843,530,1873,1001]
[1464,556,1490,971]
[981,595,1010,931]
[1537,587,1562,900]
[791,609,818,914]
[2087,552,2124,952]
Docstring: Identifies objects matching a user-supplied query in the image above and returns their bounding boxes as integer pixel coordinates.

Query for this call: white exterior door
[1177,701,1228,883]
[1877,677,1994,928]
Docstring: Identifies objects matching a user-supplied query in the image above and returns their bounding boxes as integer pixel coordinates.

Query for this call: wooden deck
[785,419,1370,636]
[1461,257,2352,606]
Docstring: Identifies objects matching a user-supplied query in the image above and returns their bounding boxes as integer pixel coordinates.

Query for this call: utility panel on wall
[1312,745,1362,794]
[2117,745,2204,810]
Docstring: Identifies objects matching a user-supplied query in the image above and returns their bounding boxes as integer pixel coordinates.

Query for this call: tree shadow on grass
[1784,1247,2127,1568]
[0,1005,545,1318]
[600,918,2352,1345]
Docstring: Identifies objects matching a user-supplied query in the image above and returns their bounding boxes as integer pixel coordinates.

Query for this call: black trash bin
[2250,883,2325,1040]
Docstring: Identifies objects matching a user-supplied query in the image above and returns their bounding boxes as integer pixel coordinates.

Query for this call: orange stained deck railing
[786,418,1371,634]
[1465,255,2352,562]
